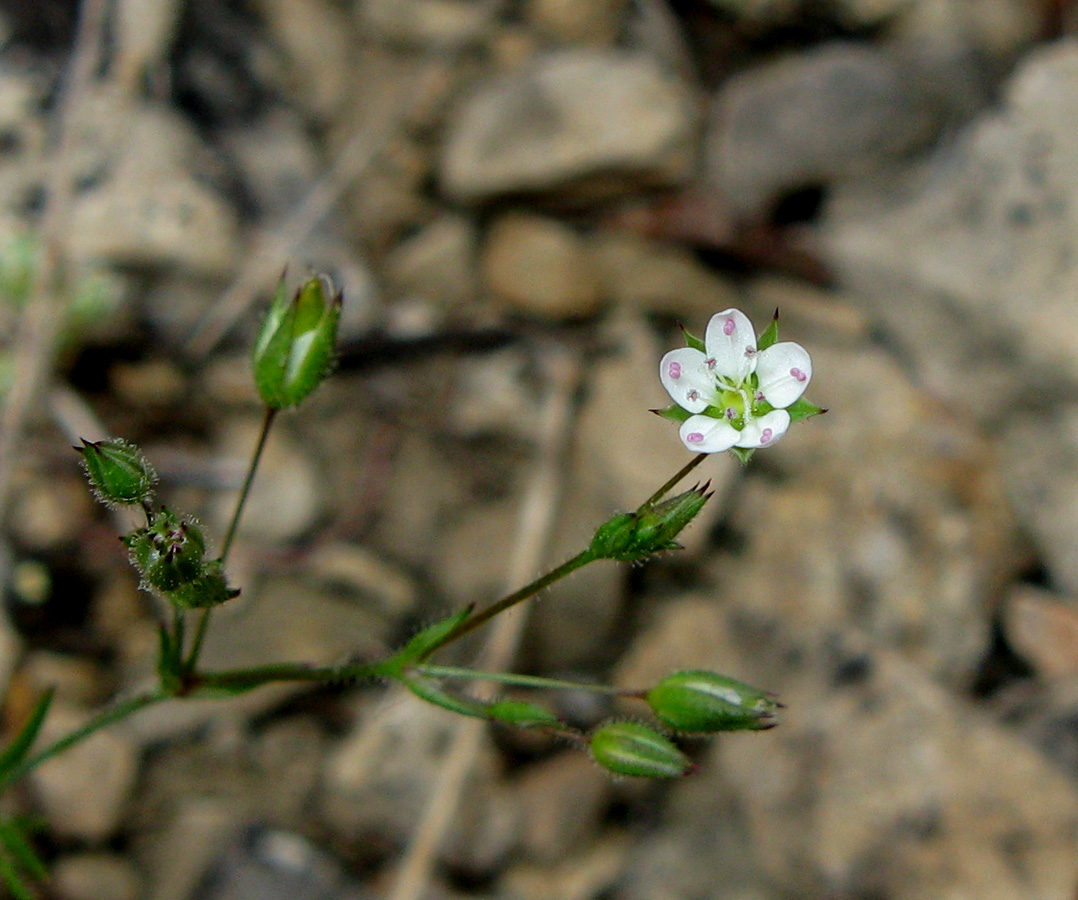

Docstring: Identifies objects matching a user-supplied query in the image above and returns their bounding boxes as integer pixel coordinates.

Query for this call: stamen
[668,361,682,379]
[686,432,704,444]
[725,408,736,420]
[705,357,716,370]
[723,317,735,336]
[790,367,807,382]
[745,347,756,356]
[687,389,699,401]
[760,428,773,444]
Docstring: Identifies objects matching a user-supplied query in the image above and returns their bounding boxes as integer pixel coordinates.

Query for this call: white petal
[755,341,811,409]
[705,309,757,385]
[679,414,740,453]
[736,410,790,448]
[660,348,718,414]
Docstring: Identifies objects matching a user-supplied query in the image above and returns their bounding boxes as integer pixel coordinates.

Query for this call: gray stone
[707,42,944,217]
[481,213,601,318]
[31,702,141,842]
[821,40,1078,420]
[384,213,479,308]
[525,0,630,45]
[357,0,504,50]
[53,853,143,900]
[440,49,698,203]
[1003,585,1078,679]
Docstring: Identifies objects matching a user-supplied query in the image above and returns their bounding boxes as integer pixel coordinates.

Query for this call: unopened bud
[76,438,156,507]
[589,721,691,779]
[589,484,711,562]
[486,700,560,728]
[122,510,207,594]
[252,273,342,409]
[646,670,781,733]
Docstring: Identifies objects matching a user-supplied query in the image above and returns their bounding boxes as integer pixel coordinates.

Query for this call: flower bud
[646,670,781,733]
[252,273,342,409]
[76,438,156,507]
[122,511,208,593]
[486,700,560,728]
[589,484,711,562]
[589,721,691,779]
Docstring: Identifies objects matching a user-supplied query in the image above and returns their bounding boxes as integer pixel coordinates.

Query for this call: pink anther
[686,432,704,444]
[668,361,682,379]
[790,367,807,382]
[760,428,773,444]
[723,317,736,336]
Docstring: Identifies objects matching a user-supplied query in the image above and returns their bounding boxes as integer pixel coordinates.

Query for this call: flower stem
[185,405,277,673]
[416,550,595,662]
[643,453,707,507]
[415,664,633,695]
[190,657,397,695]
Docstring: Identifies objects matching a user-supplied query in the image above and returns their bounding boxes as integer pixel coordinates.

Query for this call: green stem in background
[191,656,397,695]
[185,405,277,672]
[416,550,595,662]
[642,453,706,507]
[0,691,169,790]
[415,664,634,696]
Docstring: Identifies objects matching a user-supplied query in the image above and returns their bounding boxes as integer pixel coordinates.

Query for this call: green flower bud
[589,721,692,779]
[76,438,156,507]
[589,484,711,562]
[165,561,241,609]
[252,273,342,409]
[486,700,560,728]
[646,670,781,733]
[122,510,208,594]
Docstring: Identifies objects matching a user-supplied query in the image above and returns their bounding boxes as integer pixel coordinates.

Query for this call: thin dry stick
[184,56,453,360]
[388,344,582,900]
[0,0,108,542]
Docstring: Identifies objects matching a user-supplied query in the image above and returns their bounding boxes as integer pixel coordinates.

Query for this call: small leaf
[0,690,53,781]
[392,608,473,668]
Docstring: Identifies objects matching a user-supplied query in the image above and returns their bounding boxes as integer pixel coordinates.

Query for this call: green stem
[643,453,707,507]
[191,657,396,695]
[417,550,595,662]
[220,406,277,563]
[415,664,633,695]
[1,690,170,789]
[185,405,277,673]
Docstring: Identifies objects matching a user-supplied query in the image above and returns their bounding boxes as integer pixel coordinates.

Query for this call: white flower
[659,309,812,453]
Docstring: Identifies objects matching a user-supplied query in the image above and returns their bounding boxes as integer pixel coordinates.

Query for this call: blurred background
[1,0,1078,898]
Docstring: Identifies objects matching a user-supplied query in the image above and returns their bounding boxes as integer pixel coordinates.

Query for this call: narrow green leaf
[0,820,47,882]
[0,690,53,781]
[0,847,36,900]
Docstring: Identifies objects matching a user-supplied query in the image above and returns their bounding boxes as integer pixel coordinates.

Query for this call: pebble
[707,42,943,217]
[357,0,503,50]
[440,49,697,203]
[1003,585,1078,679]
[481,213,601,318]
[31,702,141,842]
[383,213,479,308]
[53,852,143,900]
[525,0,630,45]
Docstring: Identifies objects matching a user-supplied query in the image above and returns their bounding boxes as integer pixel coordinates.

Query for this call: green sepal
[681,327,705,353]
[729,446,754,465]
[646,669,781,733]
[487,700,560,728]
[651,404,691,423]
[0,690,53,782]
[786,396,826,423]
[756,310,780,351]
[402,677,487,719]
[589,721,691,779]
[392,607,473,669]
[163,562,240,610]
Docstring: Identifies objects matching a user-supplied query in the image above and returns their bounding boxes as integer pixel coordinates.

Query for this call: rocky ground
[3,0,1078,898]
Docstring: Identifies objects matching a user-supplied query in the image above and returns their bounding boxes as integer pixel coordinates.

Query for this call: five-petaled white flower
[660,309,812,453]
